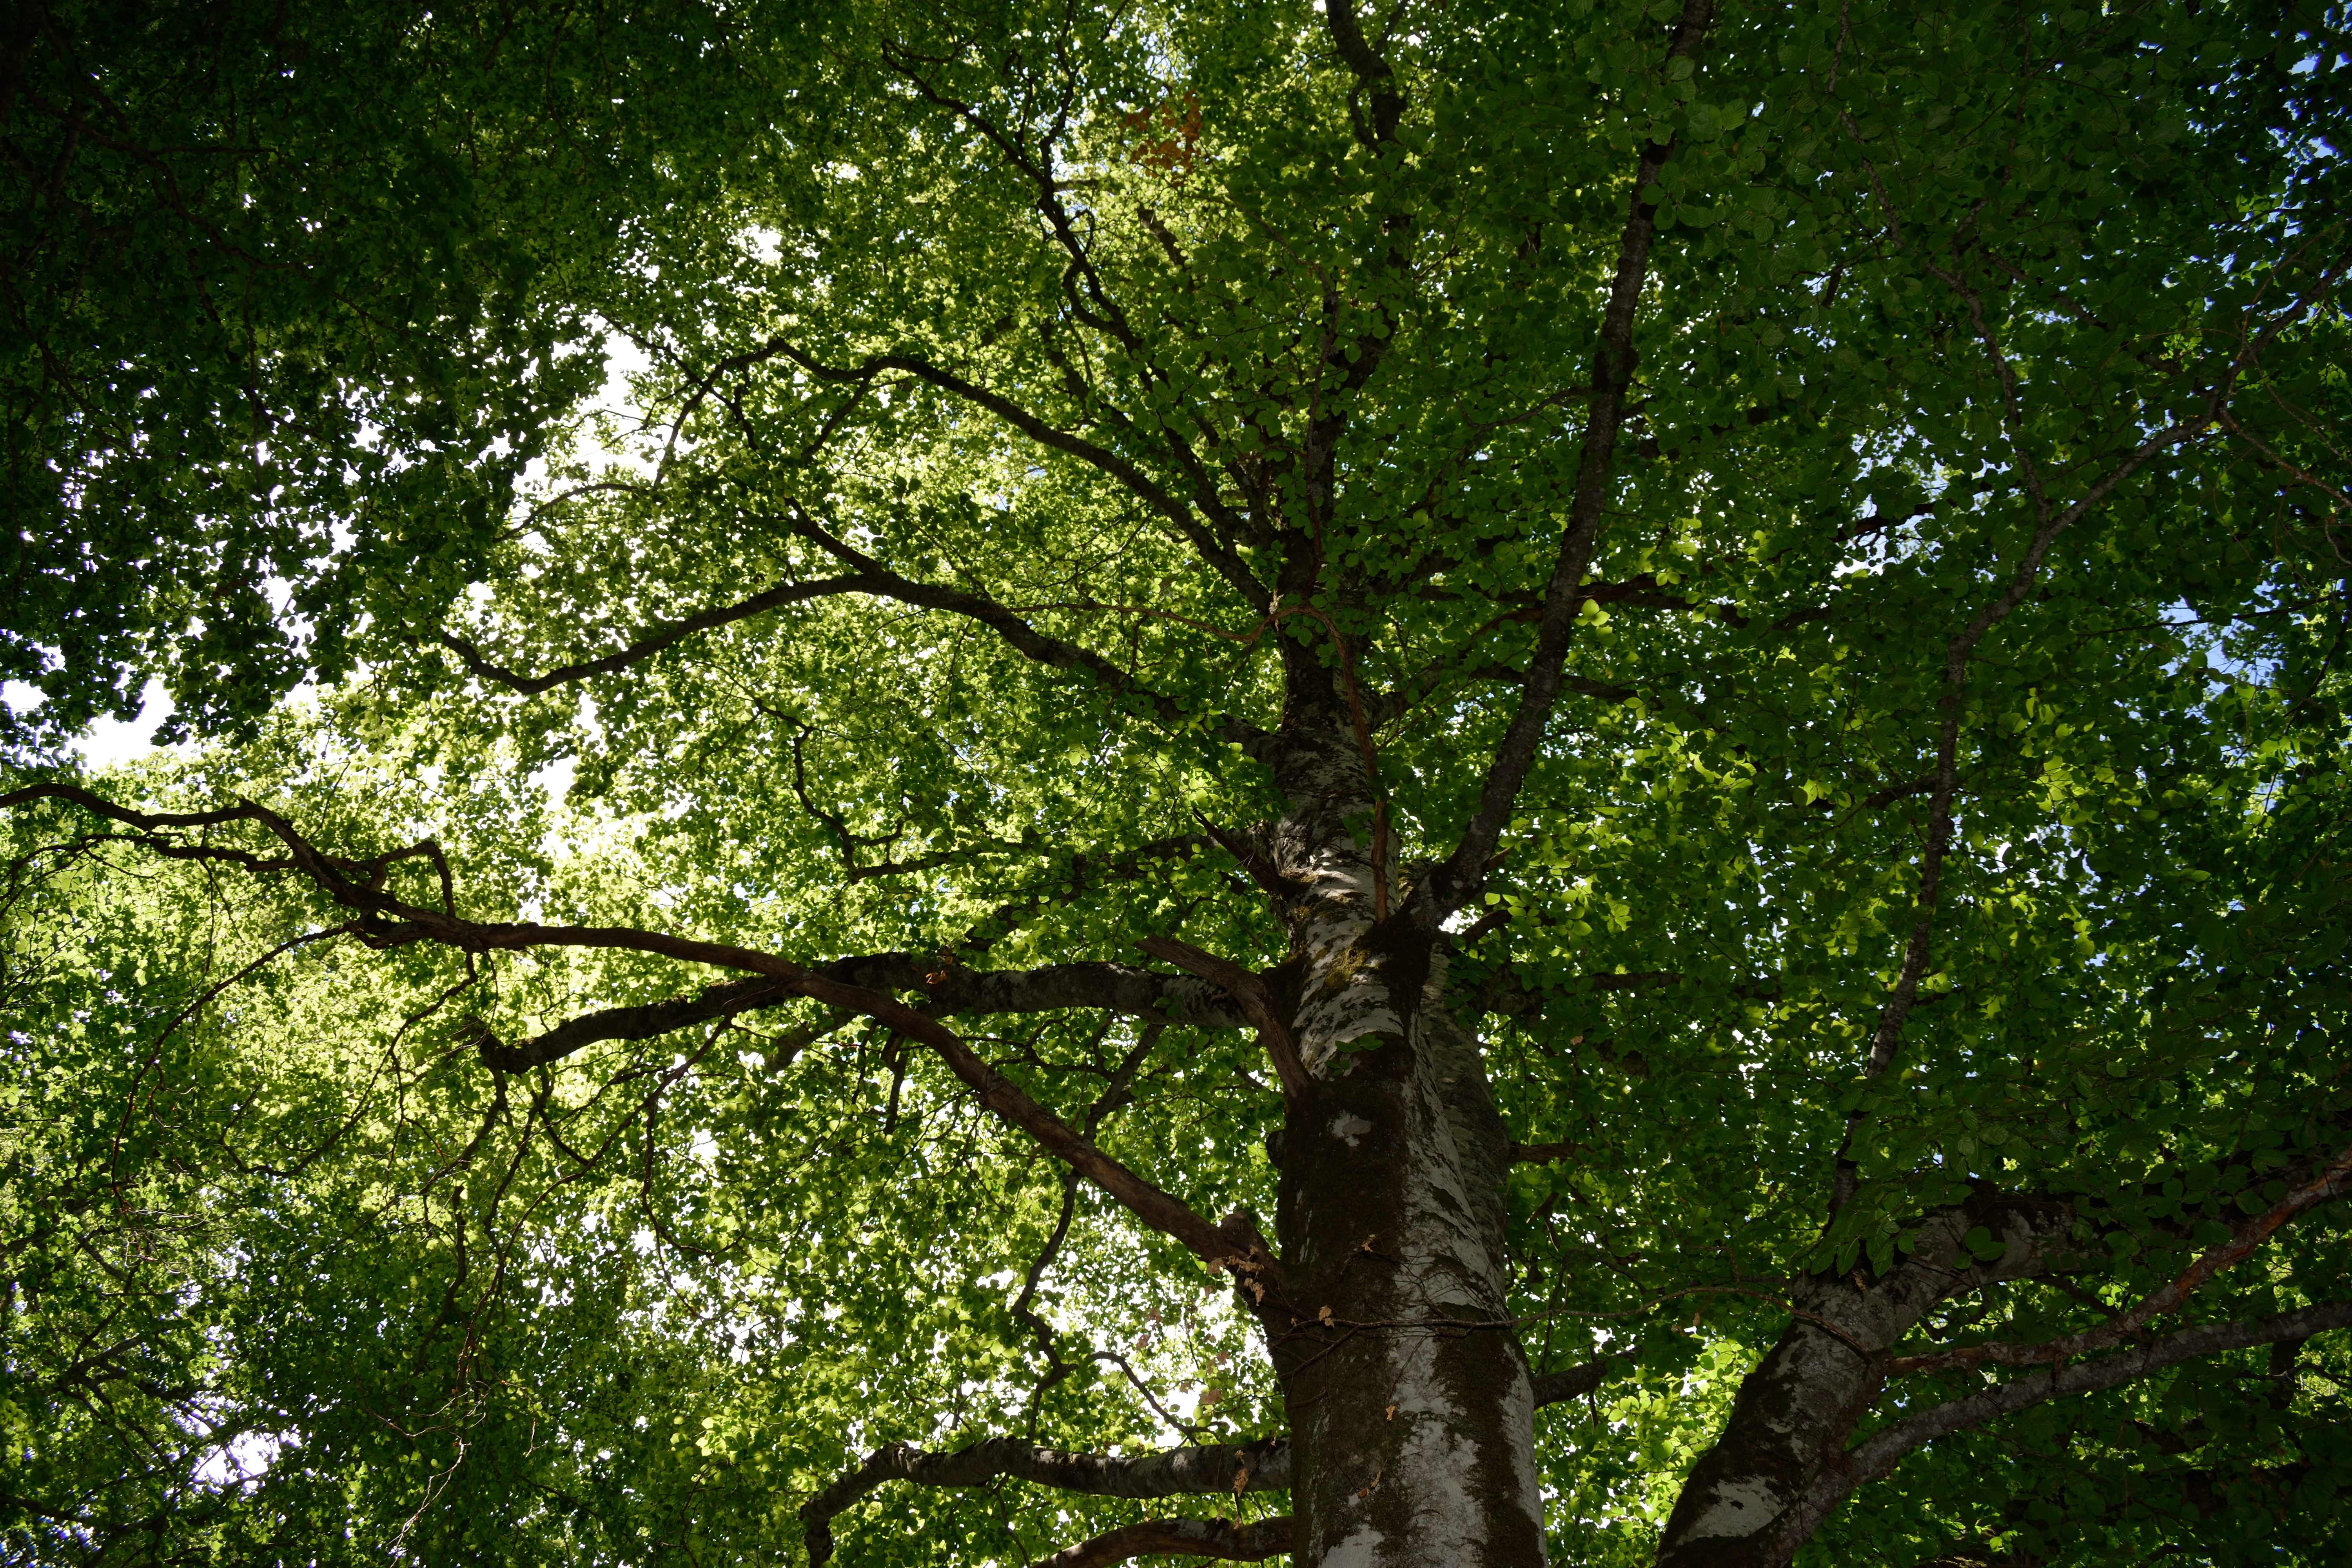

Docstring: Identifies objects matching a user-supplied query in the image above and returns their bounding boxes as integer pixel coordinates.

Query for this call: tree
[4,0,2350,1563]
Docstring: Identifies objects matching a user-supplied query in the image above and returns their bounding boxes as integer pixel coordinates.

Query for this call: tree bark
[1653,1200,2074,1568]
[1258,712,1548,1567]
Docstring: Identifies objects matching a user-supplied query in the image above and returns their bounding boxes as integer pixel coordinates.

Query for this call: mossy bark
[1270,1012,1546,1567]
[1256,711,1547,1566]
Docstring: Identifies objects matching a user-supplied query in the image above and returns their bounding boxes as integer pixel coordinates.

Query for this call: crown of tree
[4,1,2348,1564]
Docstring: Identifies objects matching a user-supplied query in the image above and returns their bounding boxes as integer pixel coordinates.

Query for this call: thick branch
[0,786,262,832]
[476,977,788,1071]
[800,1437,1289,1567]
[1033,1516,1293,1568]
[1410,0,1716,928]
[475,957,1250,1073]
[1530,1354,1619,1407]
[1135,935,1307,1097]
[1773,1300,2352,1555]
[1322,0,1405,145]
[8,785,1241,1269]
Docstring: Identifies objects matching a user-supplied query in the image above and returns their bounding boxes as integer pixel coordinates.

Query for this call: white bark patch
[1330,1009,1538,1565]
[1320,1527,1385,1568]
[1294,900,1404,1073]
[1383,1362,1488,1563]
[1270,799,1414,1074]
[1679,1477,1785,1539]
[1389,1013,1507,1302]
[1328,1112,1374,1148]
[1298,995,1404,1073]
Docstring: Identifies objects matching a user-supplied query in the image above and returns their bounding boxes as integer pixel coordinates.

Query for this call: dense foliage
[4,0,2350,1564]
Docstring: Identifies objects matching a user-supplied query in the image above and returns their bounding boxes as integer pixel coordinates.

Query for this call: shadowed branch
[1409,0,1718,929]
[1136,935,1307,1097]
[1531,1354,1622,1407]
[1770,1299,2352,1557]
[799,1436,1291,1567]
[1032,1515,1293,1568]
[2,783,1243,1269]
[438,574,880,696]
[473,957,1252,1073]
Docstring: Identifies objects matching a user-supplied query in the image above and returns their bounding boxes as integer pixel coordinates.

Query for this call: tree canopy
[4,0,2350,1565]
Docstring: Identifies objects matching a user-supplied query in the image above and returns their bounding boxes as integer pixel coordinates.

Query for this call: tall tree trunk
[1259,713,1548,1566]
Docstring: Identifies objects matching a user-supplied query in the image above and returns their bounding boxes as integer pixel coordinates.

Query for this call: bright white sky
[2,677,176,771]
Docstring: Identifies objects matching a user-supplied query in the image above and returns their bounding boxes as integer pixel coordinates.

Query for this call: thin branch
[953,832,1252,953]
[127,920,355,1066]
[781,718,965,882]
[1819,229,2295,1216]
[1084,1346,1211,1443]
[1371,594,1640,726]
[799,1436,1290,1567]
[1469,964,1774,1025]
[832,953,1248,1030]
[773,498,1270,753]
[439,575,880,696]
[1410,0,1717,929]
[1884,1140,2352,1376]
[769,341,1269,611]
[2218,404,2352,516]
[1827,413,2226,1216]
[451,505,1275,758]
[1013,1027,1184,1437]
[867,55,1272,571]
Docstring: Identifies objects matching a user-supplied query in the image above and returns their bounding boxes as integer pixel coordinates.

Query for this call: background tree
[4,0,2351,1565]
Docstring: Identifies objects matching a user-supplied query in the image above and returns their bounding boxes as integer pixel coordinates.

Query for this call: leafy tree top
[2,0,2348,1564]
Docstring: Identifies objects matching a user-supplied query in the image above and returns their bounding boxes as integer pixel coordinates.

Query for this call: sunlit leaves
[8,0,2352,1563]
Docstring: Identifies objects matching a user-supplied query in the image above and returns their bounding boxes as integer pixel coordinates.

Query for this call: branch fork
[1136,935,1308,1097]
